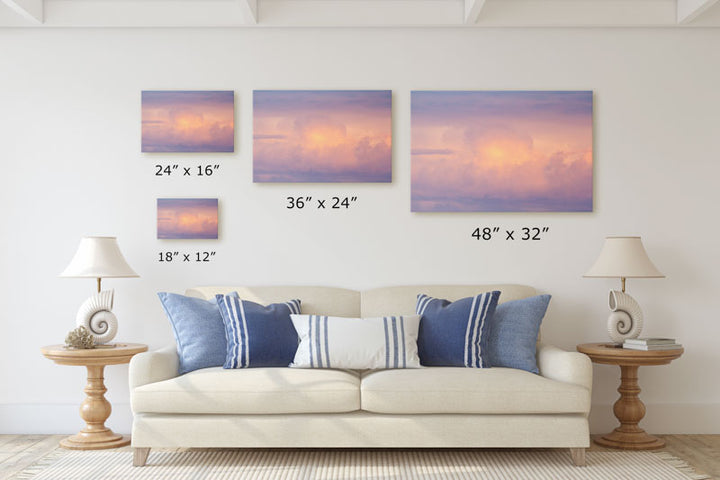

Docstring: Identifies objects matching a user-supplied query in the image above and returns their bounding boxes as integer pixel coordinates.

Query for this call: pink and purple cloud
[157,198,218,239]
[411,91,593,212]
[253,90,392,182]
[142,91,234,153]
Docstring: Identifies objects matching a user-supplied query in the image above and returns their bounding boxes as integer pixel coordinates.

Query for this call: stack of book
[623,338,682,350]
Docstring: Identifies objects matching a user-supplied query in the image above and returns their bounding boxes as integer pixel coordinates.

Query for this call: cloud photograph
[142,91,234,152]
[157,198,219,239]
[411,91,593,212]
[253,90,392,182]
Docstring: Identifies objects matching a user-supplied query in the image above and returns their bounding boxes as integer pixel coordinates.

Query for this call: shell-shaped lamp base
[606,290,644,344]
[76,290,118,344]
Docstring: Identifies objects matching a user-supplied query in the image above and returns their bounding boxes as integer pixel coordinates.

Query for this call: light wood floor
[1,434,718,479]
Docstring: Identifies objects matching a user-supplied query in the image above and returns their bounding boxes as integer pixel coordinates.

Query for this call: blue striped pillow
[416,291,501,367]
[289,314,421,369]
[216,295,301,368]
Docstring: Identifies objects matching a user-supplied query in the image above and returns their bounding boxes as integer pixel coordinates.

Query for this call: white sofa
[129,284,592,467]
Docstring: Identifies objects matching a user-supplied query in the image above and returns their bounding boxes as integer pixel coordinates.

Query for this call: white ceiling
[1,0,719,27]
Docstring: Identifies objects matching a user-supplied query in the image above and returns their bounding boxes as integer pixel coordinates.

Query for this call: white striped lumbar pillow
[290,314,421,369]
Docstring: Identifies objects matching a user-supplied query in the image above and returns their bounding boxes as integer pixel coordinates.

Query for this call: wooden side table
[577,342,683,450]
[41,343,148,450]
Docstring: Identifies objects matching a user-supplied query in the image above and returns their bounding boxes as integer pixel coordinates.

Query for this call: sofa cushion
[157,292,227,375]
[360,367,590,414]
[187,286,361,317]
[487,295,551,374]
[290,314,421,369]
[416,292,500,368]
[132,367,360,414]
[216,295,301,368]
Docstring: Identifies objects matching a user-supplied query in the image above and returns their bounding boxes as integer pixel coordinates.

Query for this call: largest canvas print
[411,91,593,212]
[253,90,392,182]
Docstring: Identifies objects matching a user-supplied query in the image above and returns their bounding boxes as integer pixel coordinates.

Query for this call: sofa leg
[133,447,150,467]
[569,448,586,466]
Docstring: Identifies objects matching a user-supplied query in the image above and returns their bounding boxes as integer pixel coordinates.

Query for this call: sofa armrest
[129,345,179,390]
[536,343,593,392]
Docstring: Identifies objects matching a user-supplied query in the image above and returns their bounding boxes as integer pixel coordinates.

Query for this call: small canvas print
[253,90,392,182]
[411,91,593,212]
[142,91,234,152]
[157,198,218,239]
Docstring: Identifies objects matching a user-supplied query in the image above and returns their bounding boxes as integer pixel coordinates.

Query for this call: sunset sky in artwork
[411,91,593,212]
[142,91,234,152]
[253,90,392,182]
[157,199,218,239]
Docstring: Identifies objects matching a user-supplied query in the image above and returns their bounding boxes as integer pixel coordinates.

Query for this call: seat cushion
[360,367,590,414]
[132,367,360,414]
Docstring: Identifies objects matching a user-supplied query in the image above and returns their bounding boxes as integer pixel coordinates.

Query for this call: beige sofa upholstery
[130,285,592,466]
[132,367,361,414]
[360,367,590,414]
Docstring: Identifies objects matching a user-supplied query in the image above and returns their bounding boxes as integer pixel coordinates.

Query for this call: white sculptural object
[76,289,118,344]
[606,290,644,344]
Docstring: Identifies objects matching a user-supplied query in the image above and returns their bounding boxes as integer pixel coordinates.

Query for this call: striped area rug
[13,449,710,480]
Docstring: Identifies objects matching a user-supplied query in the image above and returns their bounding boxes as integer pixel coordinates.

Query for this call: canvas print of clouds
[411,91,593,212]
[253,90,392,182]
[142,91,234,152]
[157,198,218,239]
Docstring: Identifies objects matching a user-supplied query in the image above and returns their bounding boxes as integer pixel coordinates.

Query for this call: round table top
[577,342,683,366]
[41,343,148,366]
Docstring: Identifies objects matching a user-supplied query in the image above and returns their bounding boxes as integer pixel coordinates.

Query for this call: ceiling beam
[22,0,262,27]
[677,0,720,23]
[1,0,43,24]
[237,0,257,24]
[1,0,717,28]
[258,0,461,26]
[464,0,487,24]
[475,0,675,26]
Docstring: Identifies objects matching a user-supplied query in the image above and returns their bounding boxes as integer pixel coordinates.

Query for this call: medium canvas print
[157,198,218,239]
[253,90,392,182]
[142,91,234,152]
[411,91,593,212]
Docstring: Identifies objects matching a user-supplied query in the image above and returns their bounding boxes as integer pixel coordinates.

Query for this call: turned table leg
[594,365,665,450]
[60,365,130,450]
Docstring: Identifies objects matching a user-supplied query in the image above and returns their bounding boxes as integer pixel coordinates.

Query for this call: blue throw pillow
[416,291,500,367]
[486,295,551,374]
[157,292,228,375]
[216,295,301,368]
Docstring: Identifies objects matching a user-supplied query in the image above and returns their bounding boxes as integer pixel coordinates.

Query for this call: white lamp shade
[584,236,664,278]
[60,236,139,278]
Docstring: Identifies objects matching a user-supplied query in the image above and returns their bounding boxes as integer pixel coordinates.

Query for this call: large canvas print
[142,91,234,152]
[411,91,593,212]
[157,198,219,239]
[253,90,392,182]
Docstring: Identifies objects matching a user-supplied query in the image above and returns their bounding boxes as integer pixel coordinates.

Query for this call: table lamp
[583,236,664,344]
[60,236,139,345]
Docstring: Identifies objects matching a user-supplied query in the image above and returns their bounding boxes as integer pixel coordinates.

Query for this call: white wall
[1,27,718,435]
